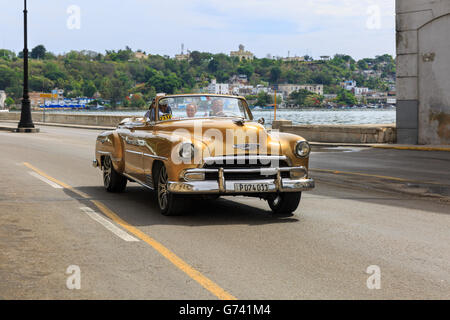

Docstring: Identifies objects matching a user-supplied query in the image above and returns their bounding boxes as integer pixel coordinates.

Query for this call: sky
[0,0,395,60]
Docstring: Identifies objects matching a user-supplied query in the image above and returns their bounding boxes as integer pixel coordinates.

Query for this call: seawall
[272,120,396,144]
[0,112,396,144]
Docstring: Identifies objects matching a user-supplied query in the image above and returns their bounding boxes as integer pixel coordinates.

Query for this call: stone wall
[0,112,124,127]
[397,0,450,145]
[272,120,396,144]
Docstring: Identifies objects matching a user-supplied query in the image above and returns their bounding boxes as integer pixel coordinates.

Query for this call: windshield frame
[152,94,253,123]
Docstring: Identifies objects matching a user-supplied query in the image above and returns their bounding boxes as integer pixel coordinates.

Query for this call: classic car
[93,94,315,216]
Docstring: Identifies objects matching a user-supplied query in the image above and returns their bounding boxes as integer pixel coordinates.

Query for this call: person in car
[186,104,197,118]
[210,99,226,117]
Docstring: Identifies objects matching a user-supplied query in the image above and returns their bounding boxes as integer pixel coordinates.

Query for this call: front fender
[269,131,309,169]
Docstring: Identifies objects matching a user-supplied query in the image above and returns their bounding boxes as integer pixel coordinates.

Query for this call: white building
[208,79,229,95]
[282,56,305,62]
[278,84,324,98]
[0,91,6,109]
[254,85,272,95]
[341,80,357,91]
[353,87,369,95]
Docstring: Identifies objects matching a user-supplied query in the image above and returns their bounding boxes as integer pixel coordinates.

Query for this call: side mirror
[258,118,265,125]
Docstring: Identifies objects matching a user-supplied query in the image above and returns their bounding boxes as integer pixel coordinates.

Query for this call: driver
[186,104,197,118]
[210,99,226,117]
[146,99,173,121]
[159,100,172,116]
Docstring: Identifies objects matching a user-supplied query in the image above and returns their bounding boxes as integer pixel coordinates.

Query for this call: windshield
[152,95,249,122]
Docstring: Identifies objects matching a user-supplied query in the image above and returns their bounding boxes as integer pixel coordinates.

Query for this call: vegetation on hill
[0,46,395,108]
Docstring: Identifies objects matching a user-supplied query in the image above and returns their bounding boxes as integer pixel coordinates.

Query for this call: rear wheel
[155,164,184,216]
[103,156,127,193]
[267,192,301,215]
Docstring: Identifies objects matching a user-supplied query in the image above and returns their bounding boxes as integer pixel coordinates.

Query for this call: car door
[119,122,145,181]
[137,125,160,189]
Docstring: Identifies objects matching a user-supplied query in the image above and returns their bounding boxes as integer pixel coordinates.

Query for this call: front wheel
[267,192,302,215]
[155,164,184,216]
[103,156,127,193]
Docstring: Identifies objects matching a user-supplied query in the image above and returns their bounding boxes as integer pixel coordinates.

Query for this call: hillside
[0,47,395,107]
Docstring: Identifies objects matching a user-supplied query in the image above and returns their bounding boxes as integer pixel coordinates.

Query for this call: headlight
[295,141,311,158]
[179,143,195,160]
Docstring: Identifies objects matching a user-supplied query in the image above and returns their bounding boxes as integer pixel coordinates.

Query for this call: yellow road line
[23,162,237,301]
[92,200,236,300]
[24,162,90,198]
[311,168,443,185]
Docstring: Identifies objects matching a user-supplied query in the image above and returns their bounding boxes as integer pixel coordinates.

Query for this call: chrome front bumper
[168,167,315,194]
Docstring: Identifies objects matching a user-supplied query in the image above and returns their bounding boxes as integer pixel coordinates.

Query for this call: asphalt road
[0,125,449,300]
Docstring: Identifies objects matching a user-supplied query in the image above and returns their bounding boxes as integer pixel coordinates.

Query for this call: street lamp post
[17,0,35,130]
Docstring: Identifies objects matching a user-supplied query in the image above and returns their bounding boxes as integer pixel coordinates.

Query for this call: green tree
[237,63,254,79]
[0,65,20,90]
[304,95,322,107]
[82,81,97,97]
[289,89,312,106]
[5,97,15,107]
[357,60,369,70]
[269,67,281,83]
[0,49,16,60]
[31,45,47,59]
[256,91,273,106]
[190,51,202,66]
[336,89,357,105]
[130,93,146,109]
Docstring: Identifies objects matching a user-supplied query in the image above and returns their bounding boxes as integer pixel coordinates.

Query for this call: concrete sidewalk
[1,120,449,152]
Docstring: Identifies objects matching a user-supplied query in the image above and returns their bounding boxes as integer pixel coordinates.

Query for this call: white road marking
[80,207,139,242]
[28,171,63,188]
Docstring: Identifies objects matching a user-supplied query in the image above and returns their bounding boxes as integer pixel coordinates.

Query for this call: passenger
[186,104,197,118]
[210,99,226,117]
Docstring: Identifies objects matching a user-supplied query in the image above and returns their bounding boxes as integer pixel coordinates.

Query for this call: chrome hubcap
[158,166,169,210]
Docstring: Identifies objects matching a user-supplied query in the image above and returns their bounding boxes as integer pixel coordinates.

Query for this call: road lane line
[80,207,139,242]
[23,162,90,198]
[29,171,63,189]
[23,162,237,300]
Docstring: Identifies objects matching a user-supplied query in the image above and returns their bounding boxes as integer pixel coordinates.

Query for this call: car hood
[154,118,282,157]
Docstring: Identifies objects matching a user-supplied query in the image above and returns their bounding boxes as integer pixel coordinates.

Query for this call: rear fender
[95,131,125,173]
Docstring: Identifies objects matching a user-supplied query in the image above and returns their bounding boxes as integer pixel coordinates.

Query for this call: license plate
[234,183,269,193]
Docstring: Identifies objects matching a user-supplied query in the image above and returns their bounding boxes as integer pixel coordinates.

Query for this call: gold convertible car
[93,94,315,216]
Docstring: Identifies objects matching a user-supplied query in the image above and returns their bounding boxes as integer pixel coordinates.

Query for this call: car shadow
[63,185,300,227]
